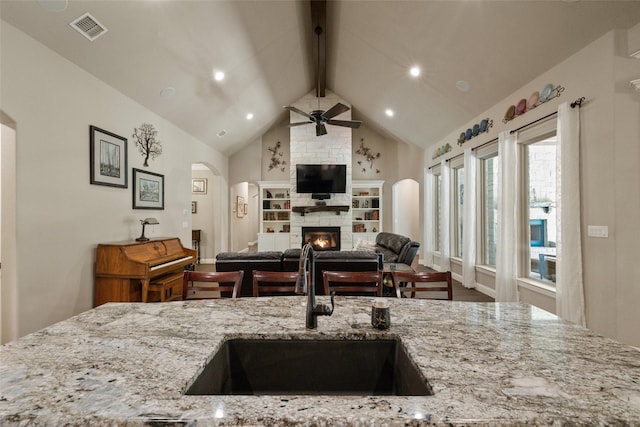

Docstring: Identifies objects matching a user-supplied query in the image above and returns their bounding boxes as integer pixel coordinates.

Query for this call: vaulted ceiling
[2,1,640,156]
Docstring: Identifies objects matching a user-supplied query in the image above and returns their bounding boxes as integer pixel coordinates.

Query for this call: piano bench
[148,272,184,302]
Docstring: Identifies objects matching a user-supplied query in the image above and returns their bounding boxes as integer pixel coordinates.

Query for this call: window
[480,152,498,266]
[432,168,442,252]
[476,141,498,268]
[453,166,464,257]
[524,135,557,285]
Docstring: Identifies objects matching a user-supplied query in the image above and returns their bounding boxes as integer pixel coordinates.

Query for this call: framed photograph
[191,201,197,214]
[90,125,128,188]
[236,196,244,218]
[132,168,164,210]
[192,178,207,194]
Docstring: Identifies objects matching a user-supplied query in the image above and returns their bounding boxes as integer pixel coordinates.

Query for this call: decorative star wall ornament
[267,141,286,172]
[355,138,381,174]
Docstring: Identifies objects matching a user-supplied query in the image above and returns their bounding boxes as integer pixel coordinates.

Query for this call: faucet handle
[314,292,335,316]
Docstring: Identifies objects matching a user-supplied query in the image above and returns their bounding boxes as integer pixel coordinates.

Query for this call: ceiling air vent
[217,130,227,138]
[70,13,108,41]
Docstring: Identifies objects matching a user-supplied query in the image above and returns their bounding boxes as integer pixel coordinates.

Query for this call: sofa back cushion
[375,232,410,254]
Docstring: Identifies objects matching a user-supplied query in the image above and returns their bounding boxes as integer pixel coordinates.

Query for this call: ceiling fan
[285,103,361,136]
[284,1,362,137]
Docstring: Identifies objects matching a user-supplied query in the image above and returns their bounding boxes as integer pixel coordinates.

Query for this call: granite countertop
[1,297,639,426]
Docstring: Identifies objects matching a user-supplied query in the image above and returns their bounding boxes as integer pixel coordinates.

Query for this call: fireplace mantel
[292,205,350,216]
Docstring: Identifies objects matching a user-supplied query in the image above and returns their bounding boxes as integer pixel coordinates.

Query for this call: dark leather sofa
[215,232,419,297]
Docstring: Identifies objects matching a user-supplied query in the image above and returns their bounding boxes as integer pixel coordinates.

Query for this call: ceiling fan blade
[284,105,312,119]
[326,119,362,129]
[288,121,313,127]
[316,123,327,136]
[322,102,350,120]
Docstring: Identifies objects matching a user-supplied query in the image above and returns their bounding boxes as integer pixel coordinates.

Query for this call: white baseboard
[200,258,215,264]
[474,282,495,299]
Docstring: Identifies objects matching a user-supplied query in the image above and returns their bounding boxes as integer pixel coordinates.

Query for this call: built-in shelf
[292,205,350,216]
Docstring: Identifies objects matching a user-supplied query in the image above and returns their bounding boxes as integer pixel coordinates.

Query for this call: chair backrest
[252,270,306,297]
[322,270,383,297]
[390,270,452,300]
[182,270,244,300]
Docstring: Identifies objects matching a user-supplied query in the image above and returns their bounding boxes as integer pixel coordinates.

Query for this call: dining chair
[252,270,308,297]
[322,270,384,297]
[390,270,452,300]
[182,270,244,300]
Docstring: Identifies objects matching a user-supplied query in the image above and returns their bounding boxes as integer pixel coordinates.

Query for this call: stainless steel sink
[185,338,433,396]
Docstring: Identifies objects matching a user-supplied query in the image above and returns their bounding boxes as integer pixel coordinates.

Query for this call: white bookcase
[257,181,291,252]
[351,180,384,247]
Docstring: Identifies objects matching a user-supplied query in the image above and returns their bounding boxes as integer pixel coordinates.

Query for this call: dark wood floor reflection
[195,263,494,302]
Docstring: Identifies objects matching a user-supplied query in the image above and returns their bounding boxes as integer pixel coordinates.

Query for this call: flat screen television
[296,164,347,194]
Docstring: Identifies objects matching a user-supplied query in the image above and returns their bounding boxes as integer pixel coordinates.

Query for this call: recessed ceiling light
[213,70,225,81]
[456,80,471,92]
[409,66,421,77]
[246,113,254,120]
[160,87,176,98]
[385,109,394,117]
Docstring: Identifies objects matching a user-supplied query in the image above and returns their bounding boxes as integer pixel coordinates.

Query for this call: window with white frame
[518,120,558,286]
[450,156,464,258]
[477,142,498,267]
[431,165,442,252]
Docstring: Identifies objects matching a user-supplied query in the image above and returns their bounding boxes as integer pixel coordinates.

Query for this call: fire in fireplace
[302,227,341,251]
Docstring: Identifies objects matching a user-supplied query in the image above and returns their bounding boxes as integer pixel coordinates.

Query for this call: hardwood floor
[195,263,494,302]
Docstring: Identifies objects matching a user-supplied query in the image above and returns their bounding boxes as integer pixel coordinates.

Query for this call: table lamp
[136,218,159,242]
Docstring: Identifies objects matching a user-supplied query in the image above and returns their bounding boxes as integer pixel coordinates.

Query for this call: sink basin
[185,338,433,396]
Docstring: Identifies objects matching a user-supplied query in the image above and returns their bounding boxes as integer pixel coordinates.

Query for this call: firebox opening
[302,226,341,251]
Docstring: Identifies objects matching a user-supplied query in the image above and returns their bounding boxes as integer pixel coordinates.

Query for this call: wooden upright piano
[94,237,197,306]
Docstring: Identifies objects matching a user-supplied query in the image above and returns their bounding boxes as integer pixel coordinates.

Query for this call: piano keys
[94,237,196,306]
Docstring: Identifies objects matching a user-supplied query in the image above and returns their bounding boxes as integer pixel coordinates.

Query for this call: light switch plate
[587,225,608,238]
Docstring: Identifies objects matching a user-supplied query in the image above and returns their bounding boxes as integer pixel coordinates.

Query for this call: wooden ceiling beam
[310,0,326,98]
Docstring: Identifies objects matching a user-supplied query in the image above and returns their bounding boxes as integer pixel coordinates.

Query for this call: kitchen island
[1,296,639,426]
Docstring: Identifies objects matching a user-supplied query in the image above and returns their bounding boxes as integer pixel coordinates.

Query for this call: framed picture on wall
[89,125,128,188]
[236,196,244,218]
[191,201,197,214]
[192,178,207,194]
[132,168,164,210]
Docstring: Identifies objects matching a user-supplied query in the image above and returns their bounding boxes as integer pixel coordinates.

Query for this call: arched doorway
[1,111,18,344]
[392,179,420,239]
[191,163,225,264]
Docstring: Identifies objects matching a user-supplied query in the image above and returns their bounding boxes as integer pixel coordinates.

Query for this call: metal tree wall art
[132,123,162,167]
[267,141,287,172]
[355,138,381,173]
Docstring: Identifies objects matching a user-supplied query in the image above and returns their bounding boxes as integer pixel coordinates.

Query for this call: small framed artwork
[192,178,207,194]
[89,125,128,188]
[133,168,164,210]
[191,201,197,214]
[236,196,245,218]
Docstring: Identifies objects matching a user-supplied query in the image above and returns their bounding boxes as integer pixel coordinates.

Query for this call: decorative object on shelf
[192,178,207,194]
[352,199,360,208]
[135,217,159,242]
[132,123,162,167]
[267,141,287,172]
[283,224,290,232]
[132,168,164,210]
[457,118,493,146]
[90,125,128,188]
[266,190,272,198]
[503,84,565,123]
[432,143,452,159]
[236,196,245,218]
[191,201,197,214]
[355,138,381,174]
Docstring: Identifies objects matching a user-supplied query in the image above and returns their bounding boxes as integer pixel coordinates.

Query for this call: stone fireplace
[302,226,341,251]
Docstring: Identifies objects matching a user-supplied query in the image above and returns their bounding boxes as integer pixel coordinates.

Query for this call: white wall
[427,29,640,347]
[0,22,229,340]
